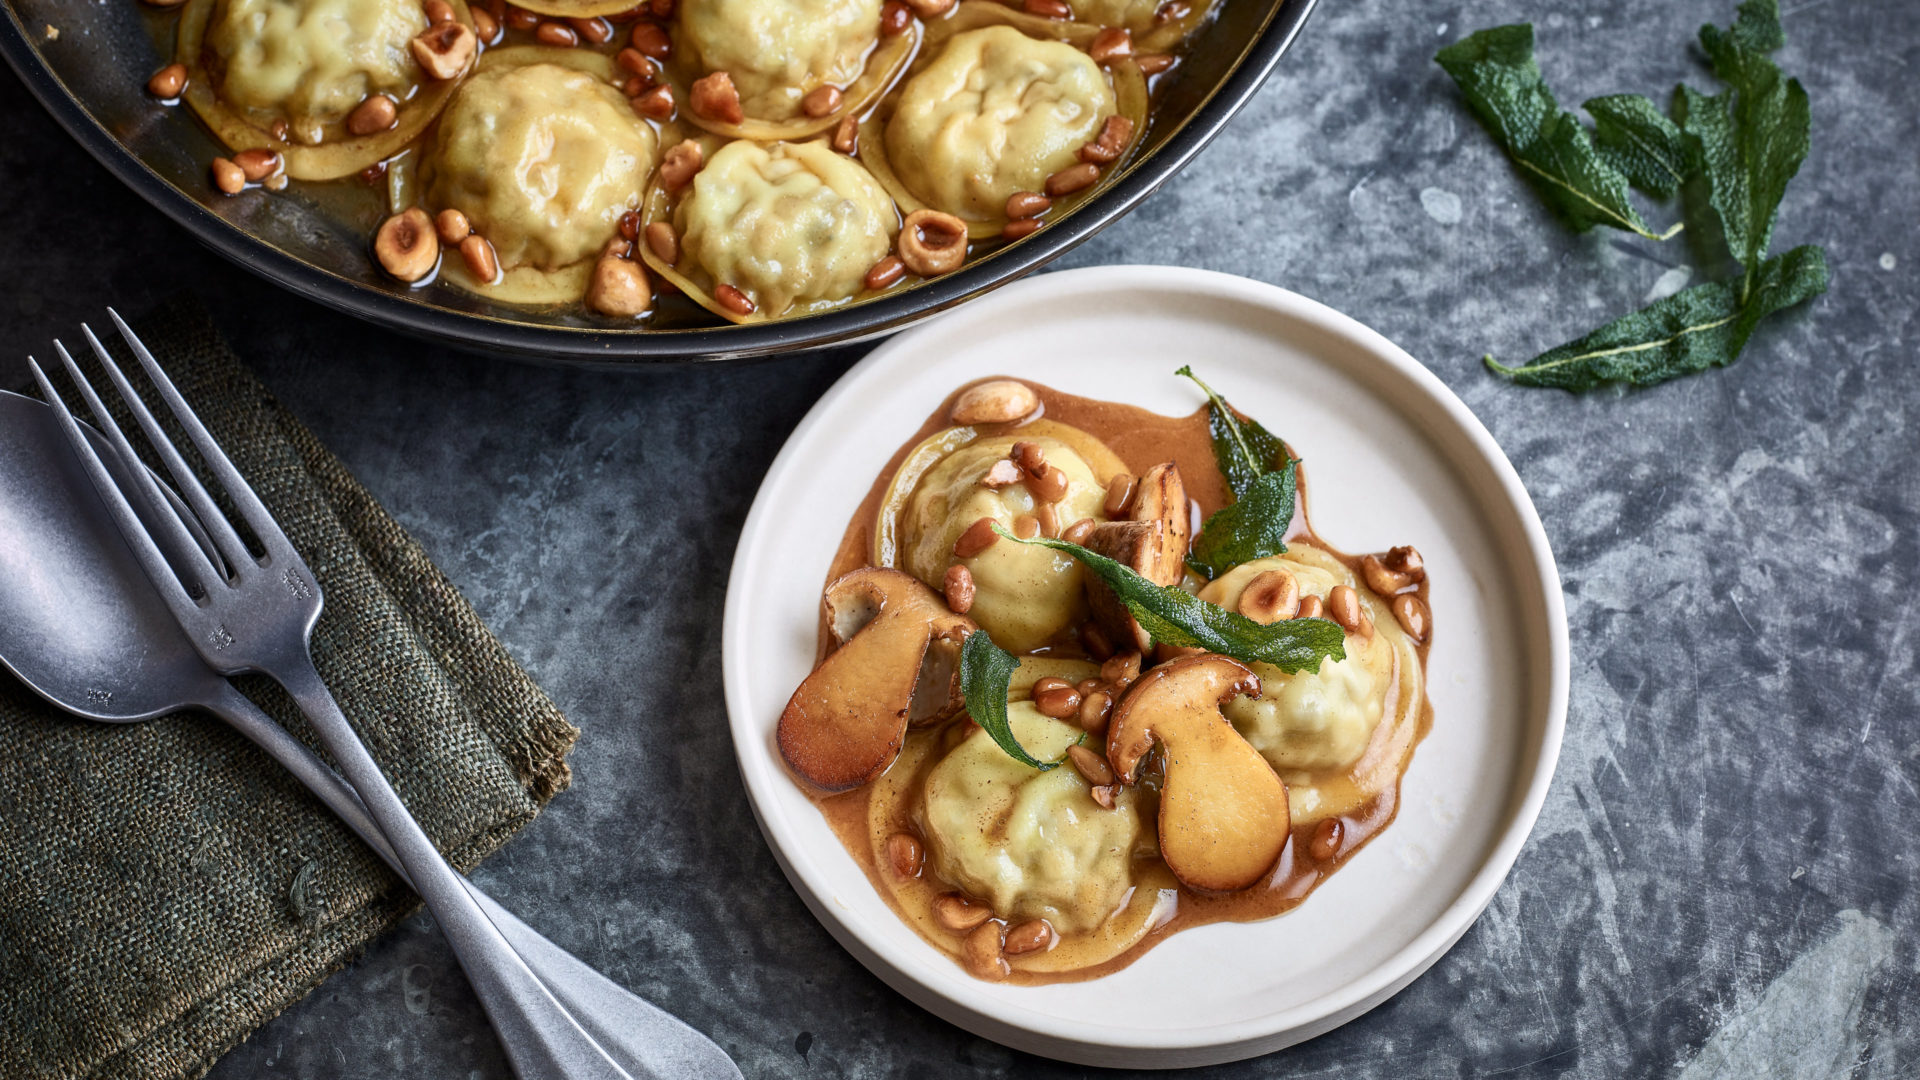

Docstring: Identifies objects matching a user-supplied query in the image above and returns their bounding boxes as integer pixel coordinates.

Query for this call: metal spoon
[0,390,739,1080]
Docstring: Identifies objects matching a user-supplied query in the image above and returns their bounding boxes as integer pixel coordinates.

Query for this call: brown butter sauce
[807,377,1433,984]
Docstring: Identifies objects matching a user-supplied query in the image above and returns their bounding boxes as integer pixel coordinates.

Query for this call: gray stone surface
[2,0,1916,1076]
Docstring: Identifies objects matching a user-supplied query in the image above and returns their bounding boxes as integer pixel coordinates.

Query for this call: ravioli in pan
[777,371,1436,981]
[148,0,1189,323]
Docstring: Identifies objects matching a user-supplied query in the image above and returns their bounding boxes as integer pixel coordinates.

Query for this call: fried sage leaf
[1436,25,1675,241]
[1176,365,1285,500]
[958,630,1063,771]
[1486,243,1828,390]
[997,525,1347,674]
[1187,462,1298,580]
[1585,94,1693,198]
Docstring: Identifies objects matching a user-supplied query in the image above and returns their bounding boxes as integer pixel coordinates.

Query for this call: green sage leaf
[1187,461,1298,580]
[997,525,1347,674]
[1585,93,1693,198]
[1436,25,1674,241]
[1681,4,1809,294]
[958,630,1061,770]
[1486,243,1827,391]
[1176,365,1286,499]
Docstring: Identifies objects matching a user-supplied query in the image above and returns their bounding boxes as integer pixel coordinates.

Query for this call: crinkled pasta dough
[206,0,426,143]
[676,0,881,121]
[428,62,658,273]
[899,435,1106,652]
[677,139,897,315]
[885,26,1114,220]
[1197,544,1406,817]
[920,704,1146,933]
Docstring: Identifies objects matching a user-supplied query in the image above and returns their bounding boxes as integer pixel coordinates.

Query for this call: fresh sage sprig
[958,631,1066,771]
[1175,366,1300,580]
[1442,0,1829,392]
[994,524,1347,674]
[1434,25,1681,242]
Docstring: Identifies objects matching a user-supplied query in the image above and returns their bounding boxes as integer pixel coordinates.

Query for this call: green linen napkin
[0,301,579,1080]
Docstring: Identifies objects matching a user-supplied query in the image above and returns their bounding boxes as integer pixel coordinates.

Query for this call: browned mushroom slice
[1084,461,1189,652]
[779,568,976,791]
[1107,653,1289,893]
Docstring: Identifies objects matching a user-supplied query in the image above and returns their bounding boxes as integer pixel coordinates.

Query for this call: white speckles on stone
[1436,21,1448,36]
[1881,252,1898,270]
[1420,186,1463,225]
[1675,911,1894,1079]
[1646,266,1693,302]
[1587,15,1602,28]
[1790,866,1806,880]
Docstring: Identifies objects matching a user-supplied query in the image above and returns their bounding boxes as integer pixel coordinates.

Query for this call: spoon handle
[204,685,739,1080]
[217,662,642,1080]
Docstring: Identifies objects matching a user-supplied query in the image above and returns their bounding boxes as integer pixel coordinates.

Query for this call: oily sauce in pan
[806,377,1433,983]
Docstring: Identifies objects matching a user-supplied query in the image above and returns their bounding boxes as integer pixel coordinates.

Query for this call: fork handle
[264,654,637,1080]
[204,683,738,1080]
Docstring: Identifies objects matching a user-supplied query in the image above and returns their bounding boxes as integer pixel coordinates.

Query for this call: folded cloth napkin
[0,301,579,1080]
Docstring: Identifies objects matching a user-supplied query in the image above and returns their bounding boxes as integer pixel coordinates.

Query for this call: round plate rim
[720,264,1569,1065]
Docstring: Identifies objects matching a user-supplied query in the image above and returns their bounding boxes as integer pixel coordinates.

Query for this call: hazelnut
[346,94,398,136]
[689,71,744,125]
[373,208,439,282]
[588,248,653,316]
[659,139,703,192]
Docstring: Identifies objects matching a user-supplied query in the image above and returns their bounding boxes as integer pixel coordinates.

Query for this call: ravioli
[884,26,1115,221]
[1197,543,1419,822]
[676,139,897,316]
[898,435,1107,653]
[205,0,426,144]
[676,0,882,121]
[427,61,658,274]
[920,703,1146,933]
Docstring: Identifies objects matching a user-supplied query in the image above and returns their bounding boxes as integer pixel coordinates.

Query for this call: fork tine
[52,340,227,594]
[29,357,209,614]
[107,308,298,565]
[81,322,254,575]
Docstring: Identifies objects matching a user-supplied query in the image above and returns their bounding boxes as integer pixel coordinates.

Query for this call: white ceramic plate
[721,266,1567,1068]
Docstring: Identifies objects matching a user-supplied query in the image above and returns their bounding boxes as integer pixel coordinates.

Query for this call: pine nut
[943,564,975,613]
[617,47,657,79]
[1005,191,1051,219]
[346,95,398,135]
[569,15,613,43]
[1062,517,1095,546]
[644,221,678,264]
[1076,689,1112,735]
[880,0,911,34]
[619,210,640,241]
[433,208,470,244]
[1044,162,1098,196]
[471,7,499,42]
[424,0,455,22]
[903,0,953,15]
[649,0,673,16]
[209,157,245,195]
[886,832,923,877]
[1032,677,1082,719]
[1327,584,1362,633]
[1022,0,1069,16]
[1001,218,1040,240]
[1100,651,1141,686]
[933,893,991,933]
[1089,27,1132,64]
[1011,440,1046,477]
[801,84,842,118]
[505,6,540,30]
[147,63,187,99]
[1067,744,1115,787]
[1013,515,1040,539]
[1296,594,1324,620]
[1029,464,1069,503]
[1103,473,1135,516]
[458,233,498,282]
[631,84,674,120]
[1003,919,1052,955]
[714,282,755,316]
[833,114,858,154]
[535,20,577,46]
[233,148,280,182]
[1308,817,1343,861]
[1391,593,1430,642]
[629,21,670,57]
[1079,114,1133,164]
[1135,52,1174,75]
[954,517,998,558]
[864,255,905,290]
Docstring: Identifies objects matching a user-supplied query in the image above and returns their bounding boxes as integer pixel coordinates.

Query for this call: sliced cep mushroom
[779,568,976,791]
[1106,653,1289,893]
[1084,461,1189,652]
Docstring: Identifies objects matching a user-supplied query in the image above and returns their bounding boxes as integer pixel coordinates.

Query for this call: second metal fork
[31,315,653,1080]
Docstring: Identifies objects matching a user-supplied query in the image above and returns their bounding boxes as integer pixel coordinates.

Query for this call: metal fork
[29,314,642,1080]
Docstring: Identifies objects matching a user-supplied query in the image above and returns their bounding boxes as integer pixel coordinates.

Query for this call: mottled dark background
[2,0,1915,1075]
